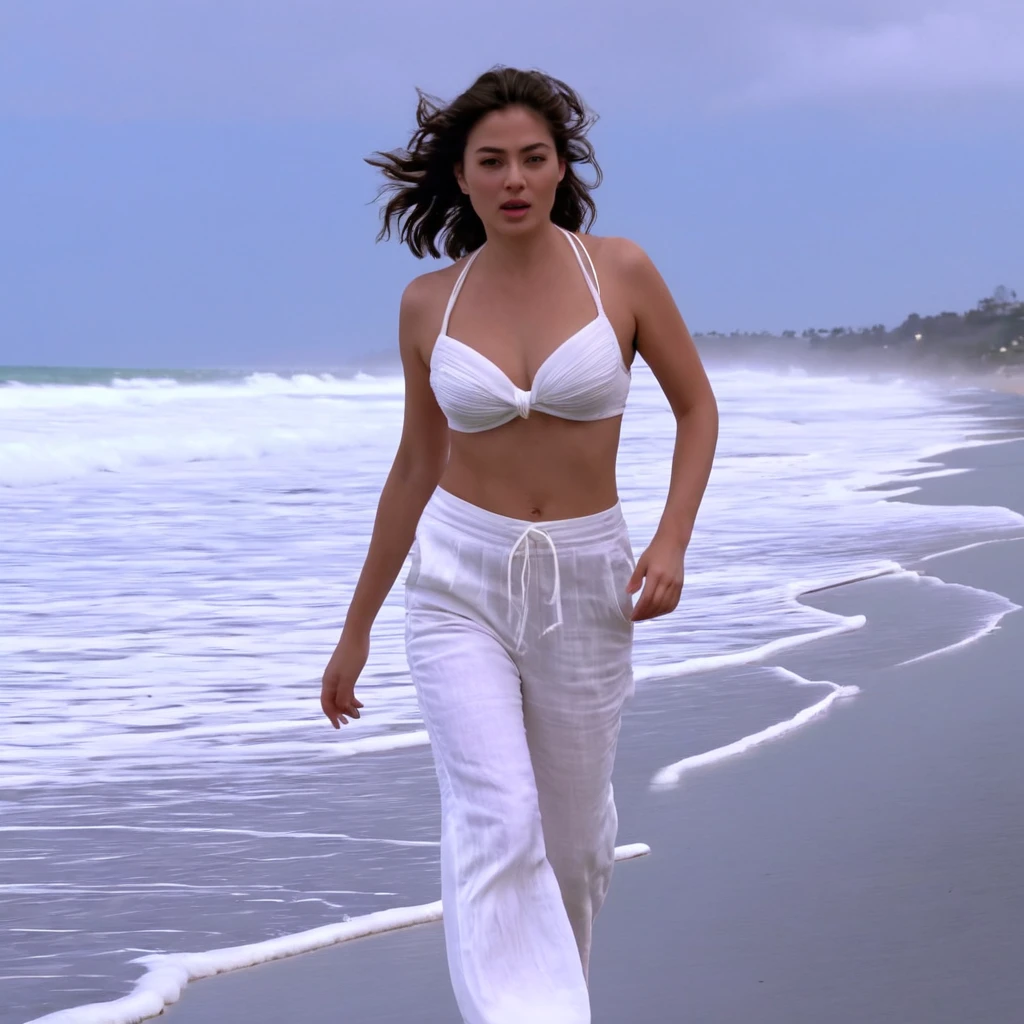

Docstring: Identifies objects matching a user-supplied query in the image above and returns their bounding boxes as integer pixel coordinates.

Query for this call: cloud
[728,3,1024,107]
[0,0,605,120]
[0,0,1021,121]
[0,1,397,119]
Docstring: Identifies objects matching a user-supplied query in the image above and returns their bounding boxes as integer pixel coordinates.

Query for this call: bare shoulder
[576,235,658,290]
[400,263,460,321]
[579,235,653,276]
[398,261,466,358]
[577,236,665,320]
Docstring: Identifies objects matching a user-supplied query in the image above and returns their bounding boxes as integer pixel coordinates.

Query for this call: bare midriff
[438,413,624,521]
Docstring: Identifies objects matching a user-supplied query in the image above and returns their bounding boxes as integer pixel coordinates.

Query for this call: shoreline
[150,435,1024,1023]
[90,413,1024,1021]
[20,393,1024,1024]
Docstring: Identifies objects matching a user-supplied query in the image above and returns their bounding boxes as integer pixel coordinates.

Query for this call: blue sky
[2,0,1023,368]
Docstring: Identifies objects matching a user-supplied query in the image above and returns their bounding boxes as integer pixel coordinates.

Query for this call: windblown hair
[366,67,602,260]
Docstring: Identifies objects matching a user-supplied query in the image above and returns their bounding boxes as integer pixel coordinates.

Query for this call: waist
[440,415,622,519]
[422,486,627,548]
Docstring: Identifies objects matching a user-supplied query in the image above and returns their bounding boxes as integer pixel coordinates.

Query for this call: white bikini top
[429,226,631,434]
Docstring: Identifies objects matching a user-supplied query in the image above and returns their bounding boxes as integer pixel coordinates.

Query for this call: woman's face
[456,105,565,238]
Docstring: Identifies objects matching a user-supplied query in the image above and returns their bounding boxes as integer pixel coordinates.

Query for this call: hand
[626,532,686,622]
[320,632,368,728]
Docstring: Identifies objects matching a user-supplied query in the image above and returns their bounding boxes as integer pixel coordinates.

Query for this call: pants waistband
[422,486,626,547]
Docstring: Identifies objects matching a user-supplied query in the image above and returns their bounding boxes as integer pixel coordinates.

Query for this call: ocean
[3,360,1023,1023]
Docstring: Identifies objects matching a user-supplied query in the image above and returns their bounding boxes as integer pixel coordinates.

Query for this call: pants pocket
[406,524,462,595]
[405,539,422,591]
[606,542,636,626]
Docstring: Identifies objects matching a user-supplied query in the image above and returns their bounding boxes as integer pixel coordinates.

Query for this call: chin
[487,212,549,236]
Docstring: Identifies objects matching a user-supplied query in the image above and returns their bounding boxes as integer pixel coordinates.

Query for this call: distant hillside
[696,287,1024,376]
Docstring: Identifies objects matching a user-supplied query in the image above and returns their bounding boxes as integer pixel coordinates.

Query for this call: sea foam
[23,844,651,1024]
[7,363,1024,1021]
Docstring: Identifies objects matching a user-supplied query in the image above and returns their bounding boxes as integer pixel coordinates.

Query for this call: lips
[500,201,530,210]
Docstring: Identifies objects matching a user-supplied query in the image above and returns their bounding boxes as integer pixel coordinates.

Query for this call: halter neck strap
[557,226,602,309]
[440,226,603,336]
[440,247,483,336]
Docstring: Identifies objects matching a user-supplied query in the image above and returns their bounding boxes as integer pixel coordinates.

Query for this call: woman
[321,67,718,1023]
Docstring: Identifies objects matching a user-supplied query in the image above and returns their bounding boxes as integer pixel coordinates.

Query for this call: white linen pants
[404,487,635,1024]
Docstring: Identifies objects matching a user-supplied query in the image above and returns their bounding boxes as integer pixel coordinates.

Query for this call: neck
[478,221,564,275]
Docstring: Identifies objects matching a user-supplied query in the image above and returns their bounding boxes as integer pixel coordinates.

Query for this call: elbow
[676,385,718,430]
[394,437,448,493]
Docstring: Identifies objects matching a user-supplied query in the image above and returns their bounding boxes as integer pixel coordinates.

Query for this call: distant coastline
[696,286,1024,387]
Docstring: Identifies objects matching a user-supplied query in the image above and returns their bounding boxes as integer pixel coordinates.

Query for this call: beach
[6,2,1024,1019]
[147,409,1024,1022]
[8,373,1024,1024]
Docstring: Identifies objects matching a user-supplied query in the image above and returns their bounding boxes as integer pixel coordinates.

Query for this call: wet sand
[158,432,1024,1023]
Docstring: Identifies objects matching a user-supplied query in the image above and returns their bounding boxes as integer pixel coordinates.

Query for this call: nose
[504,160,526,191]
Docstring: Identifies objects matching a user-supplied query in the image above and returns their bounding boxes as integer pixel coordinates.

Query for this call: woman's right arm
[320,276,449,728]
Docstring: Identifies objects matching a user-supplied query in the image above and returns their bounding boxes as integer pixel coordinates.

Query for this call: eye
[480,158,500,167]
[526,154,546,164]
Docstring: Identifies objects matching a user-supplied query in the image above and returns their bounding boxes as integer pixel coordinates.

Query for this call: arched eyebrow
[473,142,553,155]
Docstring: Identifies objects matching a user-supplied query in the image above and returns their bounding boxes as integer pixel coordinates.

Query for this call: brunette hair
[366,66,602,260]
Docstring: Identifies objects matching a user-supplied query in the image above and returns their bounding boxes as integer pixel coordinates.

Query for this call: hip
[405,488,636,651]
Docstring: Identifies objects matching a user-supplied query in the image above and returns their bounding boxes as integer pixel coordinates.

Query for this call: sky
[2,0,1023,369]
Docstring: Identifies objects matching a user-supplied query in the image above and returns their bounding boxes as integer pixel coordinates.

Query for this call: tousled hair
[366,66,602,260]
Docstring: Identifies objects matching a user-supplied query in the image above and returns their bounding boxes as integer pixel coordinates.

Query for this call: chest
[443,270,630,387]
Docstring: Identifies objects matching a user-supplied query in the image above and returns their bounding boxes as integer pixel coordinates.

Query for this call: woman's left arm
[615,239,719,622]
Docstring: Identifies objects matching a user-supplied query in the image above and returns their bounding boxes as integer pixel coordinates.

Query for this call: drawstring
[505,526,563,652]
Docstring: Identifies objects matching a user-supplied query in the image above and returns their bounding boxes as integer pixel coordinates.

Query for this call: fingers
[626,557,647,595]
[320,692,340,730]
[320,682,363,729]
[631,582,659,621]
[627,554,683,619]
[630,576,682,622]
